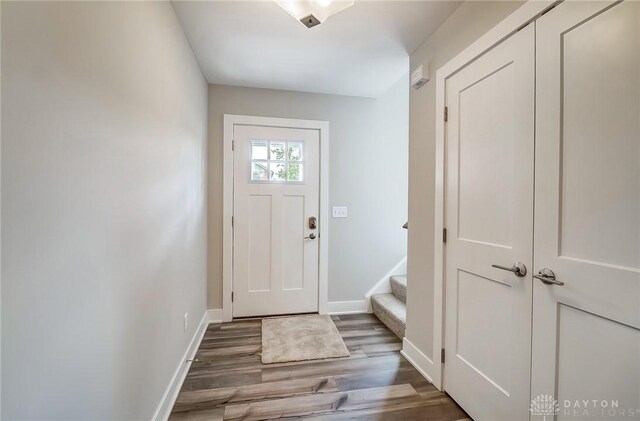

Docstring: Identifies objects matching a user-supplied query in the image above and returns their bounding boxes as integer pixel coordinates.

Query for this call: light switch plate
[332,206,348,218]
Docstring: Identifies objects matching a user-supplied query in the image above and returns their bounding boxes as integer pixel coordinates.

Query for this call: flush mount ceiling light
[274,0,355,28]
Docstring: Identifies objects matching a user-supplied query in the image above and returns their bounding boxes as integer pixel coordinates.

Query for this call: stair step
[371,293,406,339]
[390,275,407,304]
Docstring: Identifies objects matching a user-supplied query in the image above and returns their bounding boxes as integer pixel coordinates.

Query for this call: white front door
[444,24,535,420]
[233,124,320,317]
[532,1,640,418]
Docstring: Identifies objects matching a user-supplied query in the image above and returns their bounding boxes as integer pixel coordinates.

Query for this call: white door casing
[443,23,535,420]
[532,1,640,418]
[232,124,321,317]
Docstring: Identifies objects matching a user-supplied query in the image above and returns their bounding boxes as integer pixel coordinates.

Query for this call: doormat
[261,314,350,364]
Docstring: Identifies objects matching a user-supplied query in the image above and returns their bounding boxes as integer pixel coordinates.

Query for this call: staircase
[371,275,406,338]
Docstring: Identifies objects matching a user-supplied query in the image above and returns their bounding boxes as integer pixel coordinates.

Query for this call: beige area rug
[261,314,350,364]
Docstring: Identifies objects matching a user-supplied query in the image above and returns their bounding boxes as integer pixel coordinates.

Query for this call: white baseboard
[365,256,407,312]
[401,337,437,387]
[326,300,368,315]
[152,310,209,421]
[207,308,223,323]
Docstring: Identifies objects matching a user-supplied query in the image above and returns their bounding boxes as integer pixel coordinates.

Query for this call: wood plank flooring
[170,314,469,420]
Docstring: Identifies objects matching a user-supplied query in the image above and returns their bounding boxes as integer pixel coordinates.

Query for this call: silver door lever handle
[492,262,527,277]
[533,268,564,286]
[304,233,317,240]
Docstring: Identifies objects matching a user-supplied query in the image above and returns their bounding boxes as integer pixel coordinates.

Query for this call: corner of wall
[207,309,223,323]
[401,337,439,388]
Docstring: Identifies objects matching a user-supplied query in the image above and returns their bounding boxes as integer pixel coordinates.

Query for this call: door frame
[425,0,559,389]
[222,114,330,322]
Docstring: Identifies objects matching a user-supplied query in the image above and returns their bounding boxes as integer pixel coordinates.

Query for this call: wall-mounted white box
[411,63,430,90]
[332,206,348,218]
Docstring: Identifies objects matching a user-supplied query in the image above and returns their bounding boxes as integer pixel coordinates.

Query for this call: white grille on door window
[251,140,304,183]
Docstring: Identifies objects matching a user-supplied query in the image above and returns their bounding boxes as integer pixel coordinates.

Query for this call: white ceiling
[172,1,461,98]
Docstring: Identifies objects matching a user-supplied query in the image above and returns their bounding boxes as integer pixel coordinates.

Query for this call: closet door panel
[533,2,640,418]
[444,24,535,421]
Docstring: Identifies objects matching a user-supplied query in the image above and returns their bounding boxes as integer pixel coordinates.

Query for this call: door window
[251,140,304,183]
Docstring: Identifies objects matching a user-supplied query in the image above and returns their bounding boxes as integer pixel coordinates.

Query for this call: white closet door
[444,24,535,420]
[532,2,640,419]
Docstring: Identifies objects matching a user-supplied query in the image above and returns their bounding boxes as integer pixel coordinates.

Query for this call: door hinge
[231,292,234,302]
[441,348,446,363]
[444,106,448,122]
[443,228,447,243]
[232,140,235,151]
[232,216,234,227]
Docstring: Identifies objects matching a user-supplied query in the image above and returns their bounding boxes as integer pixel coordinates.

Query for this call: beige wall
[405,1,524,359]
[1,2,207,419]
[207,78,409,308]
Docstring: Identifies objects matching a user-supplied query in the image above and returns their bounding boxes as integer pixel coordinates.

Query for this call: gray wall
[1,2,208,419]
[207,78,409,308]
[405,1,524,361]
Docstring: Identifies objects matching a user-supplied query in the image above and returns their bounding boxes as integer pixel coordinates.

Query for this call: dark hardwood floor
[170,313,468,420]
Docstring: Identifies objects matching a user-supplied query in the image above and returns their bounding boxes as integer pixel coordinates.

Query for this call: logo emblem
[530,394,560,421]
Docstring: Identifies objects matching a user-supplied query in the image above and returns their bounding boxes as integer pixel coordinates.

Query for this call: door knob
[492,262,527,277]
[533,268,564,286]
[304,233,317,240]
